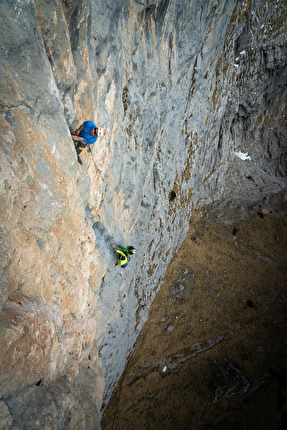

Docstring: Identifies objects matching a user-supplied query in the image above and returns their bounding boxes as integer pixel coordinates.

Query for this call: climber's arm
[73,124,84,136]
[71,134,84,143]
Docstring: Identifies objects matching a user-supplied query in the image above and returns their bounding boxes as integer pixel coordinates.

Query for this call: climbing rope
[111,270,131,430]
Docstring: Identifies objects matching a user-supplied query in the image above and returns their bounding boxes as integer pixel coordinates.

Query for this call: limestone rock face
[0,0,286,427]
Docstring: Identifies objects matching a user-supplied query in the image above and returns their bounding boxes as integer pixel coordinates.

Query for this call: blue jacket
[79,121,98,144]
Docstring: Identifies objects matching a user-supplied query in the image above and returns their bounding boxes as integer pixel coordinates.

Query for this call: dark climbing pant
[74,141,87,156]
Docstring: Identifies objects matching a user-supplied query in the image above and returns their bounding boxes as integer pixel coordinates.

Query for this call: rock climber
[113,245,136,268]
[71,121,105,158]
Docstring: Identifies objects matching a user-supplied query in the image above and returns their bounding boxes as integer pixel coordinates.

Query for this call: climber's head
[97,127,105,137]
[90,127,105,137]
[129,246,136,254]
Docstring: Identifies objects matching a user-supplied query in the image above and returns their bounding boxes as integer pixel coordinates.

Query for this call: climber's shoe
[77,155,83,165]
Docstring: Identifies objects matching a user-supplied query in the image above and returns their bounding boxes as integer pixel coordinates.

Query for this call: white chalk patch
[52,144,56,154]
[49,77,60,98]
[234,151,251,161]
[163,366,167,372]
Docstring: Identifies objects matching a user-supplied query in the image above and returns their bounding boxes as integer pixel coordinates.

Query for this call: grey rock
[3,376,101,430]
[0,401,12,430]
[0,0,286,427]
[166,324,174,333]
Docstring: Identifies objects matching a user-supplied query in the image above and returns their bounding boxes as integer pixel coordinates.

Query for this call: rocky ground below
[102,207,287,430]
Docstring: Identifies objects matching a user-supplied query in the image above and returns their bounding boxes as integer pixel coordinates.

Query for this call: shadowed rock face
[0,0,286,428]
[102,208,287,429]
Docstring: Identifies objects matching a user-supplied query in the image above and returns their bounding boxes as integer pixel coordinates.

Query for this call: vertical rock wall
[0,0,286,427]
[0,0,104,427]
